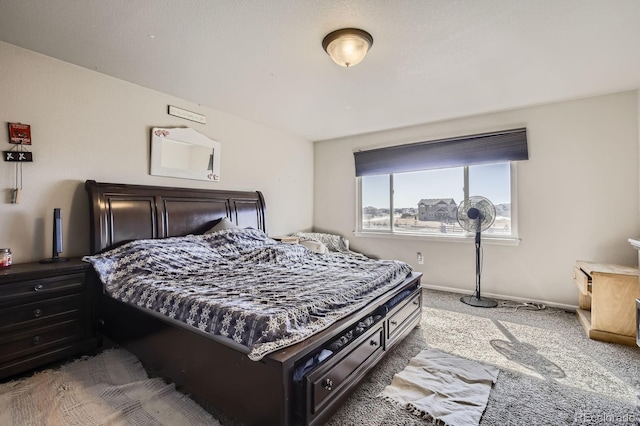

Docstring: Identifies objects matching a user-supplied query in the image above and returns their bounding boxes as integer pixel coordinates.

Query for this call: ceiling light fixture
[322,28,373,68]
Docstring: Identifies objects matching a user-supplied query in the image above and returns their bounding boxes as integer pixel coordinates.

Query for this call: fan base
[460,295,498,308]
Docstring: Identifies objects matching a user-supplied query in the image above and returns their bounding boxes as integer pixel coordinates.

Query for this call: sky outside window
[362,163,510,209]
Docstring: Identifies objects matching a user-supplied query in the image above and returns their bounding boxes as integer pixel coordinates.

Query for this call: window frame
[355,162,520,246]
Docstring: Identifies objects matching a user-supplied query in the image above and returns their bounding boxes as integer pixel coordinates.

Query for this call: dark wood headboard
[85,180,267,254]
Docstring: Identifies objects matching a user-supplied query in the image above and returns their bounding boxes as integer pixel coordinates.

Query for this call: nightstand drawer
[573,266,592,295]
[0,319,84,364]
[0,273,85,304]
[0,294,84,332]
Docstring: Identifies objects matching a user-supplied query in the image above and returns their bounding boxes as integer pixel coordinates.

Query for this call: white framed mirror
[150,127,221,182]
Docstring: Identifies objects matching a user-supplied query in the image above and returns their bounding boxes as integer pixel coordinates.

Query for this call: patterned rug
[0,349,219,426]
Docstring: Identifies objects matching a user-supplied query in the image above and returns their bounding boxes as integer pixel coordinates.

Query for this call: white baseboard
[422,283,579,311]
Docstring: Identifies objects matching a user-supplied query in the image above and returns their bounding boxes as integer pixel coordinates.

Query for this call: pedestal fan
[457,196,497,308]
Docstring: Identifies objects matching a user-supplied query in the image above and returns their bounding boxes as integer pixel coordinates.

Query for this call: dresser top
[576,260,639,277]
[0,258,89,283]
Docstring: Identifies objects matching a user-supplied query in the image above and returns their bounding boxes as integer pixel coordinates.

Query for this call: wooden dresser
[0,258,99,380]
[573,260,640,346]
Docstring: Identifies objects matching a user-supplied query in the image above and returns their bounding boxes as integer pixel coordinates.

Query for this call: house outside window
[417,199,457,222]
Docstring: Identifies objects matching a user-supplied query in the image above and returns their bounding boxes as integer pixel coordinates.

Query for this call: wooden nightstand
[0,258,99,380]
[573,260,640,346]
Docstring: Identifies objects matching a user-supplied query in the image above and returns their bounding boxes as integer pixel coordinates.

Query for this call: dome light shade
[322,28,373,68]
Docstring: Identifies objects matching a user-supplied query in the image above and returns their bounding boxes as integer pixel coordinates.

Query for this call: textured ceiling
[0,1,639,141]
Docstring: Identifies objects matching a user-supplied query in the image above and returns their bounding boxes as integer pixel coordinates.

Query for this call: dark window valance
[354,128,528,177]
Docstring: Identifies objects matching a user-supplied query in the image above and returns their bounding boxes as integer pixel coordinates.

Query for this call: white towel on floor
[379,348,499,426]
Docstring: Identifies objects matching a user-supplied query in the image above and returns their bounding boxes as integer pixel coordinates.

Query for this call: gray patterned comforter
[84,228,412,361]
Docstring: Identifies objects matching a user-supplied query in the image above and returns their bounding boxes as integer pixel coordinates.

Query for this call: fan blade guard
[456,196,496,233]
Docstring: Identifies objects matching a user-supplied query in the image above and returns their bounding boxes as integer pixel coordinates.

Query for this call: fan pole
[460,223,498,308]
[475,231,482,299]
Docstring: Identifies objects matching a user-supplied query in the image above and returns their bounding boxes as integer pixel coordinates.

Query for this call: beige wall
[314,91,640,307]
[0,42,314,263]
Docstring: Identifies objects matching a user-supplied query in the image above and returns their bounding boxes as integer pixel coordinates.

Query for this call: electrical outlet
[417,252,424,265]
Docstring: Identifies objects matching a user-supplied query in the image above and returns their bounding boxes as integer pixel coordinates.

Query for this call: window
[358,162,516,240]
[361,174,391,231]
[354,128,527,242]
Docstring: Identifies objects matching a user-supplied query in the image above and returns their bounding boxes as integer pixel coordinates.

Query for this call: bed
[84,180,422,426]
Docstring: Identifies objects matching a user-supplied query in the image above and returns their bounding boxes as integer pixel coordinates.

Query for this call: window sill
[354,231,521,246]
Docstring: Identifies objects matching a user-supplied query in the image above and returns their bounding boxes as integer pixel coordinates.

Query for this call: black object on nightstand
[0,258,99,380]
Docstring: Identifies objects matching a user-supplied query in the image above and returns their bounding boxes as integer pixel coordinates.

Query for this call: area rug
[0,349,219,426]
[379,347,499,426]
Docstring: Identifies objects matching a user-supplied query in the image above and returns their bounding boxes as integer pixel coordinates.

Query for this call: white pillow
[204,217,240,234]
[300,240,329,254]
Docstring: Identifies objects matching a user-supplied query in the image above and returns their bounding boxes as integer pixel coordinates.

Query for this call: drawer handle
[369,339,378,347]
[390,320,398,326]
[33,309,42,318]
[34,284,44,292]
[413,300,419,306]
[32,336,41,345]
[322,378,333,391]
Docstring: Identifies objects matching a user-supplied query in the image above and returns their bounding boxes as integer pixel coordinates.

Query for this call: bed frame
[85,180,422,425]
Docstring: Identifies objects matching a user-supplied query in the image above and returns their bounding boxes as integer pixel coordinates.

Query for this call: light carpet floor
[322,289,640,426]
[0,348,219,426]
[3,289,638,425]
